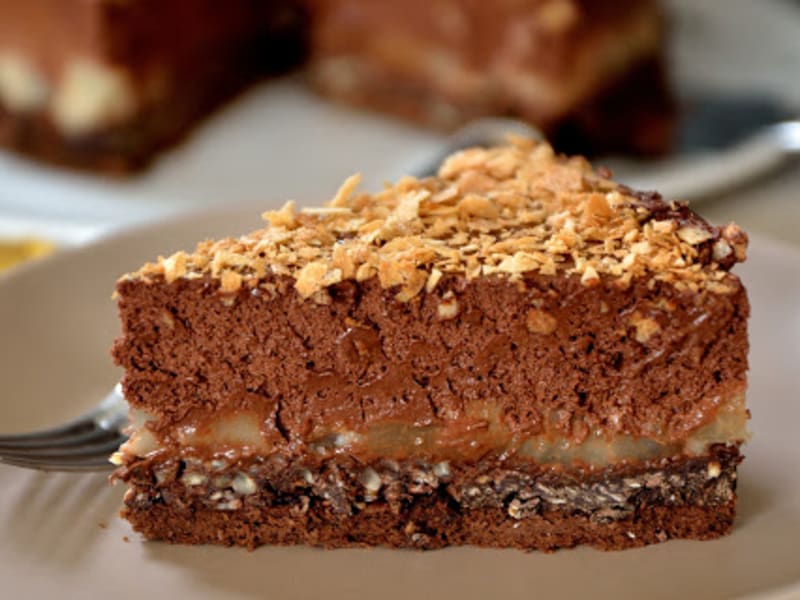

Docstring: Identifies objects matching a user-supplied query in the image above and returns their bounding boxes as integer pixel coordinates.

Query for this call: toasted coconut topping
[126,138,747,301]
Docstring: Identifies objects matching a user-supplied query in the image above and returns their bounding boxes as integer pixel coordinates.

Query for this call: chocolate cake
[0,0,673,172]
[307,0,675,156]
[111,138,749,550]
[0,0,305,173]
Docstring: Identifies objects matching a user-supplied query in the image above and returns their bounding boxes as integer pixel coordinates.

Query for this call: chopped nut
[301,206,353,216]
[526,308,557,334]
[497,252,539,274]
[125,139,745,300]
[458,195,499,219]
[161,251,186,283]
[294,261,329,298]
[507,499,522,519]
[580,265,600,286]
[437,294,460,320]
[630,314,661,343]
[722,223,748,261]
[216,498,242,511]
[707,461,721,479]
[433,461,451,479]
[330,173,362,207]
[220,269,242,293]
[160,311,175,329]
[712,240,732,262]
[232,472,257,495]
[360,467,382,492]
[677,226,713,245]
[180,472,207,487]
[583,193,612,222]
[425,267,443,293]
[262,199,296,229]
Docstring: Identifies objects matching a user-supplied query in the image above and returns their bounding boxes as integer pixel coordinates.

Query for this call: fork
[0,384,128,472]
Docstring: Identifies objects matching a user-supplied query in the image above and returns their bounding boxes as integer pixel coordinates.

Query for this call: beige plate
[0,210,798,600]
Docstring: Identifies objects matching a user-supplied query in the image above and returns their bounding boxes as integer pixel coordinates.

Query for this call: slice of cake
[306,0,675,156]
[111,138,748,550]
[0,0,304,173]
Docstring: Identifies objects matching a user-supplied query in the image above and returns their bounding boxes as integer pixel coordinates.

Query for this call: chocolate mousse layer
[113,270,748,447]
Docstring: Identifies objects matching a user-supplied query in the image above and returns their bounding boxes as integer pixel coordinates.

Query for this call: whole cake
[111,138,749,550]
[0,0,673,172]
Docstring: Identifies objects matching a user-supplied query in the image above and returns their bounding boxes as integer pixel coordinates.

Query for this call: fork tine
[0,434,127,460]
[0,420,98,445]
[0,454,116,472]
[0,427,126,451]
[0,383,128,447]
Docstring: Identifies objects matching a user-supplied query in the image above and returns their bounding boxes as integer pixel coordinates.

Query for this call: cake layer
[117,391,747,466]
[126,501,736,551]
[116,445,740,550]
[113,270,748,445]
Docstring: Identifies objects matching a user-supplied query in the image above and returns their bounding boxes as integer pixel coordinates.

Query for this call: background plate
[0,209,798,600]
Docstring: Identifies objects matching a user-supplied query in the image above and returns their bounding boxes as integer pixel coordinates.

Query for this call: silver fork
[0,384,128,472]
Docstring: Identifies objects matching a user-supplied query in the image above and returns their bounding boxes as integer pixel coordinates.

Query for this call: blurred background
[0,0,798,272]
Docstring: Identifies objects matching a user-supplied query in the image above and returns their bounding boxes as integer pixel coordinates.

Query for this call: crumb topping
[128,138,747,301]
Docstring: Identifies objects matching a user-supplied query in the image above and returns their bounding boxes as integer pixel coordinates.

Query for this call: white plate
[0,210,799,600]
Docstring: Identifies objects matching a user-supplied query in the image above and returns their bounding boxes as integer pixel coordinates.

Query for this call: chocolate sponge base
[124,498,736,552]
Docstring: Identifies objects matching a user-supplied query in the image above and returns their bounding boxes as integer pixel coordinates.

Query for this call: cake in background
[0,0,673,174]
[307,0,675,156]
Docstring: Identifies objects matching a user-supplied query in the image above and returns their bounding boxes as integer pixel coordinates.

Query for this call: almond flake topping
[128,139,747,302]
